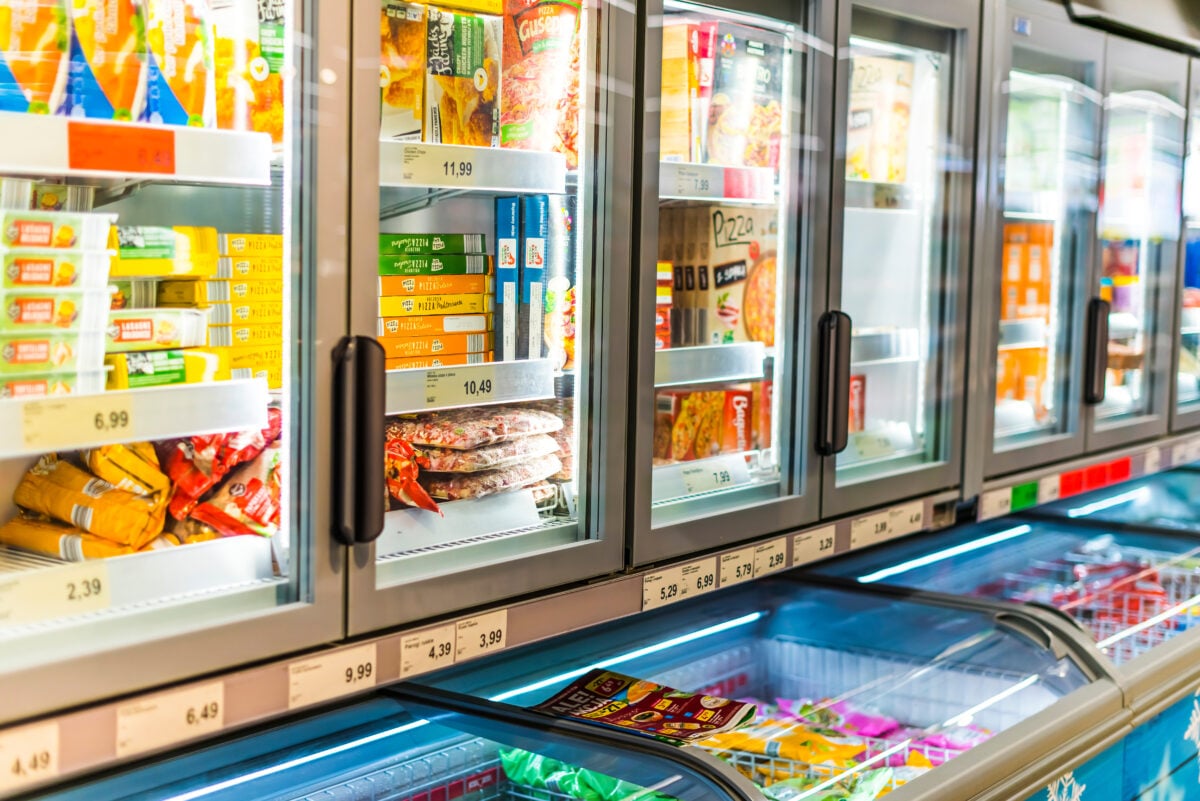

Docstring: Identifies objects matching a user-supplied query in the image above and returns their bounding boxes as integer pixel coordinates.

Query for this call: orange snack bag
[0,0,70,114]
[0,514,138,560]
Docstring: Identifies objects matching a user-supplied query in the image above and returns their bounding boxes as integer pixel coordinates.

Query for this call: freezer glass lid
[420,581,1088,799]
[1034,469,1200,532]
[817,519,1200,665]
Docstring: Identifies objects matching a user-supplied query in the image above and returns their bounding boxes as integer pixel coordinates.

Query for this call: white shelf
[0,113,272,186]
[379,141,567,193]
[0,379,270,460]
[659,161,776,204]
[652,452,755,503]
[385,359,556,415]
[850,328,920,366]
[654,343,767,387]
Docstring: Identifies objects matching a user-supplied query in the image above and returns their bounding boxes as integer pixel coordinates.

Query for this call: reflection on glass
[836,24,952,483]
[650,3,795,522]
[1096,91,1184,420]
[1178,101,1200,408]
[993,67,1099,446]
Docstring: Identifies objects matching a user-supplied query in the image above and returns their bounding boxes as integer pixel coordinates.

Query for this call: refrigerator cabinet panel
[1171,58,1200,434]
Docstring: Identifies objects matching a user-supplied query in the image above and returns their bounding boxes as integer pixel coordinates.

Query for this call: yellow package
[84,444,171,499]
[14,455,164,548]
[217,256,284,279]
[109,226,221,277]
[231,362,282,389]
[207,323,282,347]
[196,300,283,324]
[230,343,283,370]
[701,720,866,765]
[156,279,230,305]
[0,515,137,560]
[127,440,160,468]
[144,0,214,127]
[218,233,283,256]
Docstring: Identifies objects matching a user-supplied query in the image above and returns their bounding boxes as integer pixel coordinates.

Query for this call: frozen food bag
[499,0,580,166]
[542,193,577,370]
[386,405,563,449]
[379,0,425,140]
[13,454,165,547]
[0,0,69,113]
[420,452,561,499]
[84,442,170,498]
[143,0,214,126]
[66,0,147,120]
[0,513,138,559]
[191,440,282,536]
[499,749,674,801]
[212,0,285,142]
[706,23,785,170]
[424,7,500,147]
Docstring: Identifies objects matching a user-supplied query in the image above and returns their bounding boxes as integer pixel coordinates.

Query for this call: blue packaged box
[519,194,549,360]
[495,196,520,362]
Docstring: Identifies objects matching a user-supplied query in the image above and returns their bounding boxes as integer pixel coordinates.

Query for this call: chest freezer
[1029,467,1200,535]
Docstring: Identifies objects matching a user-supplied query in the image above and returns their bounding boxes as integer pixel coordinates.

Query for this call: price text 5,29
[94,410,130,432]
[345,663,373,683]
[659,583,679,601]
[185,702,219,726]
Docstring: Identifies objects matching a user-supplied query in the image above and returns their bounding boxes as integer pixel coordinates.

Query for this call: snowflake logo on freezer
[1047,772,1086,801]
[1184,690,1200,781]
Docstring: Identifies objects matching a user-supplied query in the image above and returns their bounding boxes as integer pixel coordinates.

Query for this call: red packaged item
[191,442,283,536]
[166,407,283,519]
[190,503,261,538]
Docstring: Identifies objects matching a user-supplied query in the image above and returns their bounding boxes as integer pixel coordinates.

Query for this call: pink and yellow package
[212,0,284,143]
[0,0,70,114]
[66,0,147,120]
[143,0,214,126]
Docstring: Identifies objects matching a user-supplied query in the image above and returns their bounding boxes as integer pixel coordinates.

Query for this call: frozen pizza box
[379,233,487,255]
[692,204,777,346]
[377,273,492,296]
[379,254,491,276]
[188,300,283,324]
[380,0,427,140]
[652,388,753,462]
[217,256,285,279]
[377,312,492,336]
[378,293,493,316]
[706,22,785,171]
[207,323,282,347]
[845,55,914,183]
[386,352,493,370]
[378,331,493,358]
[424,7,501,147]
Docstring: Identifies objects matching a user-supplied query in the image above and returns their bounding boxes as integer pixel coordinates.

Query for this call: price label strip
[849,510,890,549]
[393,143,565,193]
[1144,447,1162,476]
[1038,475,1061,504]
[977,489,1012,521]
[1173,443,1191,468]
[753,537,788,577]
[679,456,751,496]
[288,643,377,709]
[400,623,458,679]
[22,396,136,453]
[0,561,110,626]
[681,558,717,597]
[67,121,175,175]
[668,164,720,198]
[719,549,755,589]
[793,526,836,565]
[425,366,497,407]
[417,361,554,411]
[455,609,508,662]
[643,564,687,611]
[888,501,924,537]
[116,682,225,757]
[0,722,58,793]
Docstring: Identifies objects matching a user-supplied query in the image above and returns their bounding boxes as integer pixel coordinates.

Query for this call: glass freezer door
[1086,40,1187,447]
[982,3,1103,476]
[1031,467,1200,536]
[822,1,976,515]
[1173,59,1200,429]
[0,0,344,725]
[347,0,634,633]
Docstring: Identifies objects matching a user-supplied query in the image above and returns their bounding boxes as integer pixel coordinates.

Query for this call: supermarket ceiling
[1064,0,1200,55]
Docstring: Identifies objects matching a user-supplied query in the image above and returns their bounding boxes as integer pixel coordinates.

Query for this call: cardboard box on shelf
[197,300,284,325]
[377,332,493,358]
[845,55,914,183]
[654,388,754,462]
[219,233,284,256]
[143,0,215,127]
[377,313,492,337]
[848,373,866,434]
[67,0,149,121]
[378,273,492,296]
[380,0,427,141]
[692,204,778,346]
[519,194,548,358]
[378,233,487,255]
[386,352,493,370]
[379,293,493,316]
[0,0,69,114]
[424,8,501,147]
[105,348,230,389]
[207,323,282,347]
[706,22,785,171]
[495,195,520,361]
[217,256,285,279]
[111,226,220,277]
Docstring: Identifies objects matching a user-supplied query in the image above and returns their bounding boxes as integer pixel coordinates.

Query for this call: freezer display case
[977,0,1103,476]
[0,0,344,724]
[1085,39,1186,447]
[346,0,635,631]
[1029,467,1200,535]
[628,0,823,564]
[820,0,977,516]
[421,580,1112,801]
[1175,59,1200,430]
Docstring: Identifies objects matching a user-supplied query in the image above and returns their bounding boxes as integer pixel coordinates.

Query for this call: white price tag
[1172,443,1191,468]
[671,164,718,197]
[116,682,224,757]
[288,643,377,709]
[1038,475,1061,504]
[1188,438,1200,463]
[456,609,508,661]
[719,549,755,588]
[978,489,1012,521]
[400,624,457,679]
[0,722,58,793]
[390,143,565,192]
[793,526,837,565]
[22,396,135,452]
[400,144,479,186]
[424,366,497,407]
[1143,447,1162,476]
[643,565,686,610]
[679,456,750,495]
[753,537,788,577]
[681,558,718,597]
[888,501,925,536]
[849,511,890,548]
[851,432,895,461]
[0,562,111,626]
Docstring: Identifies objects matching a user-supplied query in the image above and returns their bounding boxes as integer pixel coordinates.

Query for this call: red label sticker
[1083,464,1108,491]
[1109,456,1132,483]
[68,121,175,175]
[1059,470,1084,497]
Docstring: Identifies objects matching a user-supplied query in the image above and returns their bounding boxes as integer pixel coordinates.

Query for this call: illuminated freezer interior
[1178,84,1200,409]
[374,0,593,586]
[423,581,1090,797]
[835,12,957,484]
[0,0,299,671]
[649,2,796,525]
[1034,468,1200,533]
[817,510,1200,666]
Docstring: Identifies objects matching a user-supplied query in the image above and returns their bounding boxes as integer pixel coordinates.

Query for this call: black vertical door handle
[1084,298,1110,405]
[816,311,852,456]
[332,336,386,545]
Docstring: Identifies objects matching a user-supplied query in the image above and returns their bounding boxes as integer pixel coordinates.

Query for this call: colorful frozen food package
[0,513,138,560]
[499,0,580,167]
[212,0,286,143]
[424,7,500,147]
[495,194,519,361]
[84,442,171,498]
[66,0,147,120]
[420,452,561,499]
[143,0,214,127]
[380,0,425,140]
[706,23,784,170]
[414,432,558,472]
[846,55,913,183]
[386,405,563,449]
[542,193,577,371]
[0,0,69,113]
[191,440,282,536]
[692,203,778,345]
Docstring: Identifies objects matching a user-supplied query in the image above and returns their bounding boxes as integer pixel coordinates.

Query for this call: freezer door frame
[627,0,831,567]
[0,0,350,726]
[344,0,633,634]
[1170,58,1200,434]
[964,0,1105,493]
[1083,35,1188,452]
[819,0,980,519]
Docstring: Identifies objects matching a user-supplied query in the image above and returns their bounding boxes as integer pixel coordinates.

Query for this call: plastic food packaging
[499,749,674,801]
[110,226,220,276]
[143,0,215,127]
[0,331,105,374]
[66,0,149,120]
[0,0,69,114]
[0,514,139,560]
[1,247,112,289]
[387,405,563,449]
[212,0,286,143]
[1,210,115,250]
[379,0,427,141]
[414,433,558,472]
[424,8,501,147]
[83,442,171,499]
[421,452,561,499]
[0,369,105,397]
[105,308,210,352]
[1,287,111,331]
[191,441,282,537]
[14,455,165,548]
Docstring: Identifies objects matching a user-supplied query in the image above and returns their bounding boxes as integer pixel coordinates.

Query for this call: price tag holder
[1188,438,1200,464]
[669,164,720,198]
[681,558,718,597]
[1172,443,1191,468]
[0,722,58,793]
[425,366,498,407]
[794,526,836,565]
[393,143,565,192]
[456,609,508,662]
[753,537,788,577]
[978,489,1012,521]
[0,561,110,626]
[888,501,924,537]
[719,549,755,589]
[1143,447,1162,476]
[849,511,890,549]
[288,643,377,709]
[400,623,458,679]
[1038,475,1061,504]
[679,456,751,495]
[21,396,136,453]
[116,682,225,757]
[68,121,175,175]
[643,565,687,611]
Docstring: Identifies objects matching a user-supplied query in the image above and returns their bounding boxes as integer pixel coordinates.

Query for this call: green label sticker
[1011,481,1039,511]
